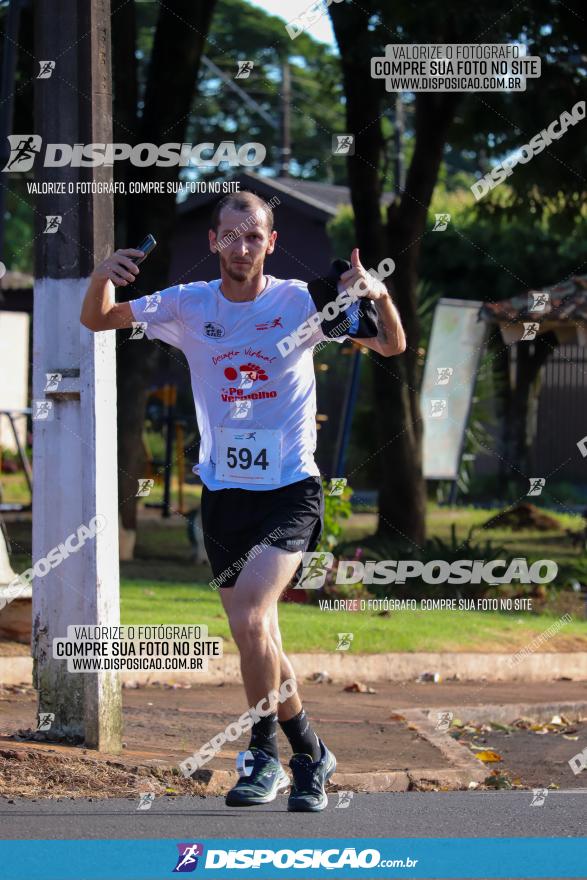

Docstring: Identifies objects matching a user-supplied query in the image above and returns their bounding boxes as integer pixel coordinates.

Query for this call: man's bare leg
[218,546,302,715]
[219,544,335,810]
[267,602,302,721]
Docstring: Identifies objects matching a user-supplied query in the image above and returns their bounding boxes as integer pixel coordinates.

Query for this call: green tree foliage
[196,0,345,180]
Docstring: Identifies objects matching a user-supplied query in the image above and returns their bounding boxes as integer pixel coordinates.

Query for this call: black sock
[279,708,321,762]
[248,712,279,761]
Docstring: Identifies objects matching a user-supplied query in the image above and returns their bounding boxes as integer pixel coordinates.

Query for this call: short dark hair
[210,191,274,234]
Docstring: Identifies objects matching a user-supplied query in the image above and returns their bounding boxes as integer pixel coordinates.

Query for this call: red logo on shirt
[224,363,268,382]
[255,317,283,330]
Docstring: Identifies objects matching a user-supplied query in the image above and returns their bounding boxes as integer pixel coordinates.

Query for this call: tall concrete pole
[31,0,122,750]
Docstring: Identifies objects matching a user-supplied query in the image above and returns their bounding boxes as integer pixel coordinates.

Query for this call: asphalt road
[1,790,585,838]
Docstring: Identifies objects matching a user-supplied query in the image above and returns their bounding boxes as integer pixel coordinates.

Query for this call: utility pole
[279,61,291,177]
[31,0,122,750]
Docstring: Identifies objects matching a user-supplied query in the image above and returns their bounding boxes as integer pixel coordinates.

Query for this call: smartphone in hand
[131,234,157,265]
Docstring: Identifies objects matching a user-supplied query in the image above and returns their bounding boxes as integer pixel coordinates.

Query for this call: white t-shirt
[130,276,346,491]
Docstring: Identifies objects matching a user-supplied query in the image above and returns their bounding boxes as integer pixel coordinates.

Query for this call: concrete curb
[401,709,489,791]
[413,700,587,726]
[1,652,586,687]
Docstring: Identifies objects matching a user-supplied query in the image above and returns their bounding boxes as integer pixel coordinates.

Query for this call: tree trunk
[378,93,460,545]
[329,3,460,546]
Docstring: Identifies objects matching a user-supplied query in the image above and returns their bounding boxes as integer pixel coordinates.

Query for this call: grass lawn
[121,580,587,654]
[4,487,587,653]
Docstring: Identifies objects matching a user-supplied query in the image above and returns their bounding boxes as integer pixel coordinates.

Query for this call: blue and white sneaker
[225,748,290,807]
[288,739,337,812]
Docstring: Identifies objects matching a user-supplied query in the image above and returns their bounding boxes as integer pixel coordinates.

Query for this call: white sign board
[421,299,486,480]
[0,311,30,452]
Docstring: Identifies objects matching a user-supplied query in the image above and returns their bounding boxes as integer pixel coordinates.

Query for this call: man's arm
[356,290,406,357]
[80,248,145,331]
[338,248,406,357]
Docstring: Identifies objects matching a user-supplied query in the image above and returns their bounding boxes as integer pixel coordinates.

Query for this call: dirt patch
[0,746,212,800]
[483,503,561,532]
[0,640,30,656]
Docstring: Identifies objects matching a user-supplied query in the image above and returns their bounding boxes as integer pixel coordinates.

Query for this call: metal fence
[532,344,587,484]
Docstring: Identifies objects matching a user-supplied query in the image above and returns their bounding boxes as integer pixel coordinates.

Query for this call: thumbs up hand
[338,247,388,300]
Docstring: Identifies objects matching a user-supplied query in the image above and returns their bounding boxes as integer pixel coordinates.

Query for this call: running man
[80,191,406,811]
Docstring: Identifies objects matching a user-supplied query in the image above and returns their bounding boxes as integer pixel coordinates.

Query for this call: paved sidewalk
[1,679,586,798]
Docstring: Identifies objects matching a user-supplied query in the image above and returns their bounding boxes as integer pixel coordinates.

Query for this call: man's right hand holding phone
[92,248,145,287]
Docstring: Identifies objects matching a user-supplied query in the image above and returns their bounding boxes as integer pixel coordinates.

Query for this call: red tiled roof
[479,275,587,323]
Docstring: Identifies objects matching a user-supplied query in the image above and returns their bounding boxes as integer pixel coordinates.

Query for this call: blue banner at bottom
[1,837,586,879]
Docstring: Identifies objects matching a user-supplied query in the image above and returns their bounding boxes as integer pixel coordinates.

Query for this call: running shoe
[287,738,337,812]
[225,748,290,807]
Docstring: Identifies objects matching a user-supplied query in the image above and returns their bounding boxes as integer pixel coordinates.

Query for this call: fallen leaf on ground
[484,772,511,789]
[475,750,502,763]
[489,721,515,732]
[343,682,376,693]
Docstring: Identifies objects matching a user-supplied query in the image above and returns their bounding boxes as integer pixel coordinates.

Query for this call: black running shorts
[201,476,324,589]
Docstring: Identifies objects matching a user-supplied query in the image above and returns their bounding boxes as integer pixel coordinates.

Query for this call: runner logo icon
[173,843,204,872]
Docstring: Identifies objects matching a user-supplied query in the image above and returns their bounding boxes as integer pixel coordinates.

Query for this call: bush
[335,524,529,601]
